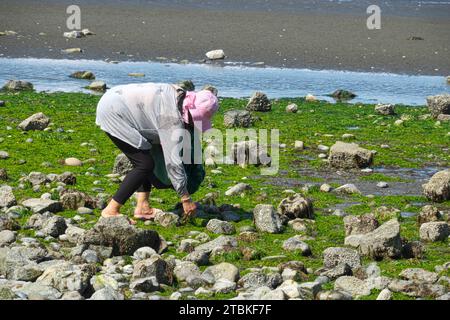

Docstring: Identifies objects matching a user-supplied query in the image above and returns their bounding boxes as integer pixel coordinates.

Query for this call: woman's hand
[181,194,197,223]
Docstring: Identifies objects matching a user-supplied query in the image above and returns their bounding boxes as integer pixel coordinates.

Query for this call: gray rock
[36,261,95,294]
[22,198,62,214]
[133,247,157,260]
[285,103,298,113]
[0,215,20,231]
[184,249,210,266]
[202,262,239,283]
[194,235,238,254]
[174,261,201,282]
[317,290,352,300]
[87,81,107,92]
[18,112,49,131]
[16,282,61,300]
[80,216,166,256]
[2,80,33,91]
[375,104,396,115]
[0,186,16,208]
[237,272,282,290]
[355,219,402,259]
[223,109,254,128]
[253,204,283,233]
[277,193,314,221]
[206,219,235,235]
[64,225,86,244]
[154,210,180,227]
[343,214,379,236]
[376,288,392,300]
[399,268,439,283]
[333,183,361,195]
[225,183,252,196]
[0,168,7,181]
[57,172,77,185]
[90,287,124,300]
[246,92,271,112]
[328,141,373,169]
[61,291,85,300]
[69,71,95,80]
[365,276,392,290]
[28,172,49,186]
[0,230,16,246]
[212,278,236,293]
[81,249,99,264]
[401,241,424,259]
[261,289,286,300]
[334,276,371,297]
[321,263,352,280]
[132,255,173,285]
[41,216,67,237]
[388,279,446,298]
[77,207,93,215]
[323,247,361,269]
[418,205,441,225]
[282,236,312,256]
[426,94,450,118]
[422,169,450,202]
[419,222,449,242]
[0,151,9,160]
[60,189,95,210]
[130,276,160,293]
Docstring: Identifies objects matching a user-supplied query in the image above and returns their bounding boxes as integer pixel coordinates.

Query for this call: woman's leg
[102,133,155,217]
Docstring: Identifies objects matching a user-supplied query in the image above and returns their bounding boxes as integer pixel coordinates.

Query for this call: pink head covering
[182,90,219,132]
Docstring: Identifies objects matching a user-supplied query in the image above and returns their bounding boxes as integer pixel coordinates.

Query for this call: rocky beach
[0,0,449,302]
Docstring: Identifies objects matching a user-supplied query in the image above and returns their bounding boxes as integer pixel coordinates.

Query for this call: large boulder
[205,49,225,60]
[282,236,311,256]
[422,169,450,202]
[21,198,62,214]
[343,214,379,236]
[253,204,283,233]
[330,89,356,100]
[246,92,271,112]
[350,219,402,260]
[18,112,50,131]
[419,222,449,242]
[0,186,16,208]
[80,216,166,256]
[277,194,314,221]
[223,109,254,128]
[112,153,133,175]
[426,94,450,118]
[2,80,33,91]
[328,141,373,169]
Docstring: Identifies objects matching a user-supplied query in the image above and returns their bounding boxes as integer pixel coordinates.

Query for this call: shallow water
[1,58,449,105]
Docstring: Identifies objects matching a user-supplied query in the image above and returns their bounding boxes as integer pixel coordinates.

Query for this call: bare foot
[101,208,122,218]
[134,207,157,221]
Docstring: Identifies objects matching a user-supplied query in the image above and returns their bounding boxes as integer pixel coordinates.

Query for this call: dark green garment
[149,129,205,195]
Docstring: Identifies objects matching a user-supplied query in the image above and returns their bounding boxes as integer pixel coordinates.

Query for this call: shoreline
[1,0,450,75]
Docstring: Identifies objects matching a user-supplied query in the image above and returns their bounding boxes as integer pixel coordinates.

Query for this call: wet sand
[0,0,449,75]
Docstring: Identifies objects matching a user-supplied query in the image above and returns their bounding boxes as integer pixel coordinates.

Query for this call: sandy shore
[0,0,449,75]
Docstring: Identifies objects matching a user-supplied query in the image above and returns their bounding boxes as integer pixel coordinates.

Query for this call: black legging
[107,133,169,205]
